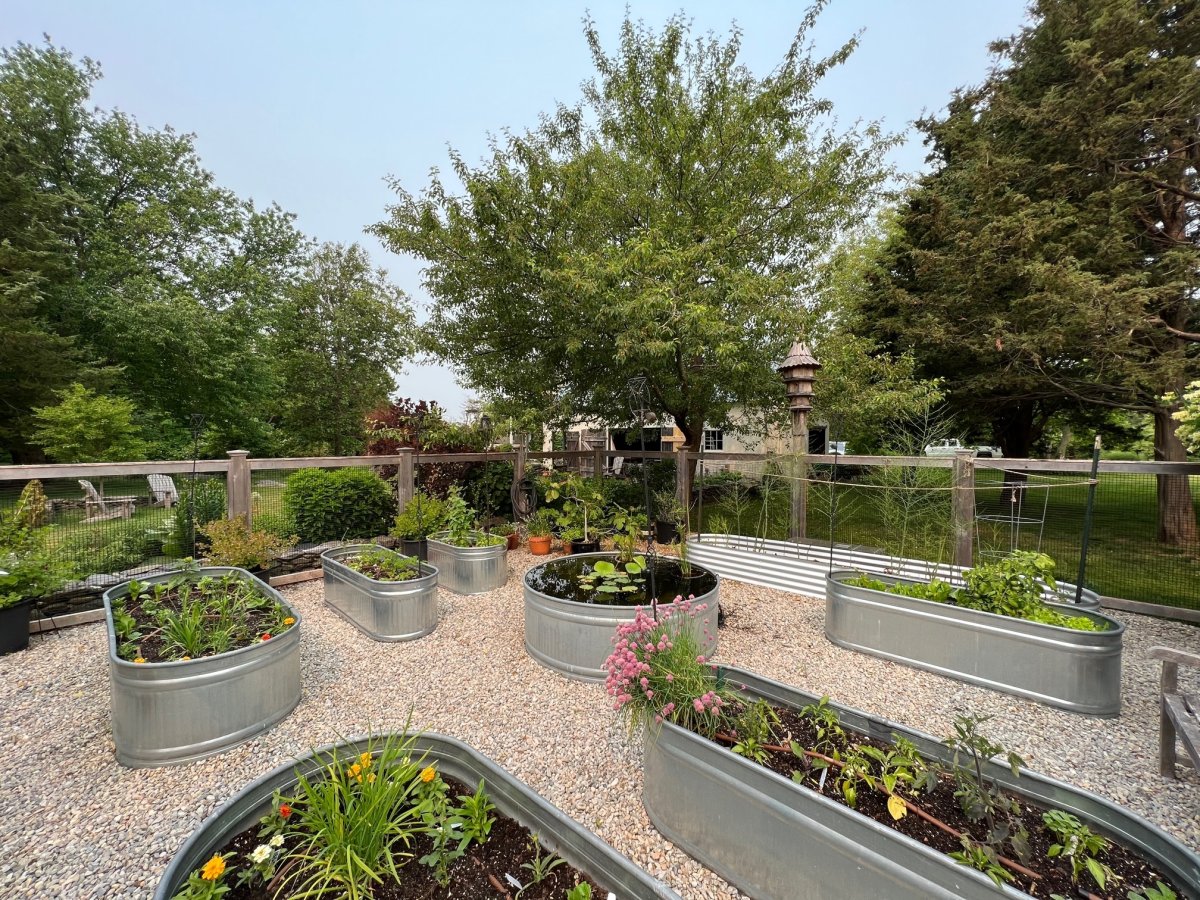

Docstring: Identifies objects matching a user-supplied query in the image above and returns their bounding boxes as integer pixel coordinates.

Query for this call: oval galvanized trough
[825,570,1124,716]
[321,544,439,641]
[427,532,508,595]
[642,666,1200,900]
[523,552,719,683]
[155,732,681,900]
[102,567,301,769]
[687,534,1100,608]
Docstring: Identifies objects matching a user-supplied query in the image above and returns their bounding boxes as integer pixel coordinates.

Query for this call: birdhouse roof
[779,340,819,370]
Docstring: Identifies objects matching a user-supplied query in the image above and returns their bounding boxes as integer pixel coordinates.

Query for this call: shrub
[0,520,77,609]
[463,460,514,518]
[254,509,298,541]
[201,518,297,570]
[284,468,396,543]
[169,478,227,556]
[391,492,448,540]
[61,518,160,576]
[14,480,49,529]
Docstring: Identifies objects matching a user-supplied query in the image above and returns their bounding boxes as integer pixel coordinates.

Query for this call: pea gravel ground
[1,548,1198,900]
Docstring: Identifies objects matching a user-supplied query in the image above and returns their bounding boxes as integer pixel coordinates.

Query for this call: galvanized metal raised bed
[102,567,301,768]
[826,570,1124,716]
[321,544,439,641]
[524,552,719,682]
[642,666,1200,900]
[156,732,681,900]
[427,532,508,595]
[687,533,1100,608]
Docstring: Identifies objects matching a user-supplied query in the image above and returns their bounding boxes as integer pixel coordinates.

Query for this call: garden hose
[511,477,538,519]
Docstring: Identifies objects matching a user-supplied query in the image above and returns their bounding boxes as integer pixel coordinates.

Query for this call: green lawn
[697,469,1200,609]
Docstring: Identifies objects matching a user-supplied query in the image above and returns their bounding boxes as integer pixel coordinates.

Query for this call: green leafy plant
[578,557,646,596]
[546,474,606,542]
[169,478,227,556]
[565,883,593,900]
[949,836,1015,889]
[943,713,1030,862]
[438,485,504,547]
[200,517,297,570]
[456,779,497,845]
[284,467,396,543]
[417,767,464,887]
[1128,882,1178,900]
[798,696,846,754]
[526,508,557,539]
[391,491,448,540]
[0,520,77,611]
[1042,809,1114,890]
[732,699,781,764]
[344,547,421,582]
[169,852,233,900]
[518,834,567,897]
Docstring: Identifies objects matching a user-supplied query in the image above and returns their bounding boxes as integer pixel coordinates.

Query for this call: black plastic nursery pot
[654,520,679,544]
[399,537,428,560]
[567,538,602,554]
[0,599,32,655]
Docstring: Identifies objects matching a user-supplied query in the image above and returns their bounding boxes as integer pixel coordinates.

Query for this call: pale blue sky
[3,1,1031,415]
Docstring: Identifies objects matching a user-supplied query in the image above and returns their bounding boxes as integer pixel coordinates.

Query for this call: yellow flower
[181,656,191,661]
[367,772,376,784]
[420,766,436,783]
[359,752,373,767]
[133,657,146,664]
[200,854,226,881]
[348,762,362,779]
[283,616,296,626]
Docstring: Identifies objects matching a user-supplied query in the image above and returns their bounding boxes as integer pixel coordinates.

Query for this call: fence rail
[3,447,1197,618]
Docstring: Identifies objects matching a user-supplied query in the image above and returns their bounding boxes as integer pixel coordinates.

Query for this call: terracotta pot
[529,535,552,555]
[506,532,520,551]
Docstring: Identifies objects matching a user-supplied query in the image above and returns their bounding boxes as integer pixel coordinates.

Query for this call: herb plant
[345,546,421,581]
[1042,809,1114,890]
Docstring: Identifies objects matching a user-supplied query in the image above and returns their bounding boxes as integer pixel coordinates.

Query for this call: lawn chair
[147,474,179,508]
[608,456,625,476]
[79,479,137,523]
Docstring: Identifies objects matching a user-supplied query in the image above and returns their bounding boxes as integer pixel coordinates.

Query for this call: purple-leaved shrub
[602,597,735,738]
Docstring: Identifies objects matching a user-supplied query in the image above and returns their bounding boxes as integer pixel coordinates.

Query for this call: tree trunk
[1153,402,1198,546]
[1057,424,1071,460]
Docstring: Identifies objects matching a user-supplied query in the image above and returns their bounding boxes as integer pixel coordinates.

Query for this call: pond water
[525,553,717,606]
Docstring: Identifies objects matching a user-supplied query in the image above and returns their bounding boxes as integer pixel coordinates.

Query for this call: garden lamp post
[777,341,820,542]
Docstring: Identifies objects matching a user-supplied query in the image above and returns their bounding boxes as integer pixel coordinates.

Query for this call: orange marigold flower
[261,633,271,641]
[133,657,146,664]
[283,616,296,626]
[359,752,372,767]
[420,766,436,783]
[348,762,362,779]
[200,854,226,881]
[279,804,292,819]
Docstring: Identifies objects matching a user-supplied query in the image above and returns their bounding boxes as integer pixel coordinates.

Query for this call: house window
[703,429,724,451]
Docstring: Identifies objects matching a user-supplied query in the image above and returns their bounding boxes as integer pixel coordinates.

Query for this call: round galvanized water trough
[102,567,301,768]
[426,532,508,595]
[155,732,682,900]
[524,552,719,682]
[643,666,1200,900]
[320,544,439,641]
[825,570,1124,716]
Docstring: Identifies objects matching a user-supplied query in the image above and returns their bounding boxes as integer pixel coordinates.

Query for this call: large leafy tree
[855,0,1198,544]
[373,8,894,485]
[274,243,415,455]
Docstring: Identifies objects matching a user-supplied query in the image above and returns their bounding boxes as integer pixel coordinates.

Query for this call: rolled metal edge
[320,544,439,641]
[687,534,1100,608]
[642,665,1200,900]
[155,732,682,900]
[102,567,302,768]
[522,552,719,683]
[427,533,508,595]
[825,570,1124,717]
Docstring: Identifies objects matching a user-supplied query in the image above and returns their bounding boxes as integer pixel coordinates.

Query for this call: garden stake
[1075,435,1101,605]
[712,732,1042,883]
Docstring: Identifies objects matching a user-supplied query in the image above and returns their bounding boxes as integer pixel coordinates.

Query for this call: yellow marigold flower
[200,854,226,881]
[133,657,146,664]
[359,751,372,766]
[420,766,436,783]
[283,616,296,626]
[348,762,362,778]
[181,656,191,661]
[367,772,376,784]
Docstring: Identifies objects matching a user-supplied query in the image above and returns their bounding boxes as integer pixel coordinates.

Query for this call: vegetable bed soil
[715,703,1177,898]
[214,776,603,900]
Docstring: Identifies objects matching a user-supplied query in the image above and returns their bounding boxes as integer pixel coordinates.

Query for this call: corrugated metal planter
[642,666,1200,900]
[826,570,1124,716]
[687,533,1099,608]
[102,567,301,768]
[427,532,508,595]
[155,732,681,900]
[524,553,719,683]
[320,544,439,641]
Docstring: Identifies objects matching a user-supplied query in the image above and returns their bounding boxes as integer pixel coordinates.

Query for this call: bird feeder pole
[778,341,820,542]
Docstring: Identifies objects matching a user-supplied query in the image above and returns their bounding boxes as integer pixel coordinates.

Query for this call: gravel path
[1,549,1197,899]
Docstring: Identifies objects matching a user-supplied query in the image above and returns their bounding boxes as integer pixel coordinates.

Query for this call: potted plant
[427,486,508,595]
[155,727,681,900]
[652,488,684,545]
[492,521,521,551]
[321,544,439,641]
[0,520,76,655]
[390,491,448,559]
[527,509,556,555]
[603,606,1200,900]
[826,552,1123,716]
[546,474,605,553]
[102,562,301,767]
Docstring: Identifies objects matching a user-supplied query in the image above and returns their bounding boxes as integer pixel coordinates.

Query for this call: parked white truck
[923,438,1004,459]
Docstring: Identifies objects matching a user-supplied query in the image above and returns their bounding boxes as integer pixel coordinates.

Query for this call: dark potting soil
[711,704,1180,899]
[212,776,604,900]
[526,553,716,606]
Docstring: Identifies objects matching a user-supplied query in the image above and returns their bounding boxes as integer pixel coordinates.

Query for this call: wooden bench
[1150,646,1200,778]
